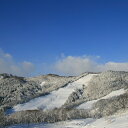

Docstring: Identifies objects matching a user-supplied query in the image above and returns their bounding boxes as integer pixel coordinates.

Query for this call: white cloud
[52,56,128,76]
[0,49,35,76]
[99,62,128,71]
[1,49,128,76]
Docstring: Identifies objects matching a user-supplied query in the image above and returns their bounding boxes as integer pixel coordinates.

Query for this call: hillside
[0,71,128,127]
[0,73,75,110]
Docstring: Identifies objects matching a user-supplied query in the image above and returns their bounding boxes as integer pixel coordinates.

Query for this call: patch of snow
[77,88,126,109]
[11,74,97,112]
[78,100,97,110]
[74,74,97,87]
[0,76,3,80]
[102,88,125,99]
[40,81,46,87]
[86,111,128,128]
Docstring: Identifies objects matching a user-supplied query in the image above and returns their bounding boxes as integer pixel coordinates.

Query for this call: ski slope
[11,74,97,112]
[77,88,126,109]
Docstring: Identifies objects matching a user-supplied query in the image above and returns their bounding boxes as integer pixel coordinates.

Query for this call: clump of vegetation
[0,108,6,127]
[5,108,90,126]
[91,92,128,117]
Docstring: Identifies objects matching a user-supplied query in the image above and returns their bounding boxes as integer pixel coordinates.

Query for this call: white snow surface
[12,74,96,112]
[0,76,3,80]
[77,88,126,109]
[8,110,128,128]
[40,81,46,87]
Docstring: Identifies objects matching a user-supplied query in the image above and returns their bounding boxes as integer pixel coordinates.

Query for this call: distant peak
[46,74,60,77]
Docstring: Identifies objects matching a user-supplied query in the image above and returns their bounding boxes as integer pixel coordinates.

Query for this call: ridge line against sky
[0,0,128,76]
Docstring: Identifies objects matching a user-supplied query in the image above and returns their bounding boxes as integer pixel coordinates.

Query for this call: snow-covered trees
[0,108,5,127]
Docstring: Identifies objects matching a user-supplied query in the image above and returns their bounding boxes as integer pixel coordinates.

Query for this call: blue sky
[0,0,128,76]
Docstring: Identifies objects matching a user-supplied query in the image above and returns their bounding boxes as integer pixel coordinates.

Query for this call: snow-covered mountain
[0,71,128,128]
[11,73,96,112]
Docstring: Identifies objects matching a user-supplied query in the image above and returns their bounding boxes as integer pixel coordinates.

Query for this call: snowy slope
[8,110,128,128]
[11,74,96,112]
[77,88,126,109]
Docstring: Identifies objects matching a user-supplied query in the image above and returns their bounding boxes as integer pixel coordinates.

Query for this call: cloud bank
[0,49,128,76]
[52,56,128,76]
[0,50,35,76]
